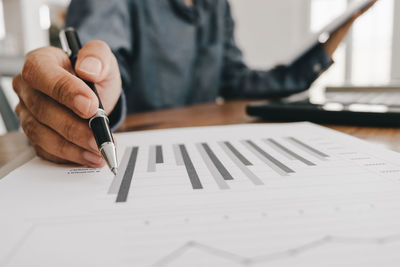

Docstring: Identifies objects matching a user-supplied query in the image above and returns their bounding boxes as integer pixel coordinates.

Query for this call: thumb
[74,40,122,114]
[75,40,118,84]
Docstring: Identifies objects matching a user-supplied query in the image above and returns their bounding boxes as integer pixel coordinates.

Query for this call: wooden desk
[1,100,399,170]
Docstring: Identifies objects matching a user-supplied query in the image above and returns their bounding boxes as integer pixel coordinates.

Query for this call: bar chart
[109,136,330,203]
[3,123,400,267]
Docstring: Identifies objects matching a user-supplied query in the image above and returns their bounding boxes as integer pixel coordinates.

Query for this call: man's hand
[13,41,122,167]
[324,0,377,57]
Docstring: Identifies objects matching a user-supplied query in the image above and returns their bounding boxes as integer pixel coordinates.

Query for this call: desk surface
[1,100,399,169]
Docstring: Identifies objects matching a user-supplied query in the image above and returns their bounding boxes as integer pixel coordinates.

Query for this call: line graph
[150,233,400,266]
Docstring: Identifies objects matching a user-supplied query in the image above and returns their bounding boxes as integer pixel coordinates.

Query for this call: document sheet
[1,122,400,266]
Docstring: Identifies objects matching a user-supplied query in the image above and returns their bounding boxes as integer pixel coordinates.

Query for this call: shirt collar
[169,0,213,24]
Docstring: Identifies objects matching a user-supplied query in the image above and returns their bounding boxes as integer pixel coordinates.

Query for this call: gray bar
[266,139,316,166]
[196,144,229,190]
[116,147,139,203]
[156,145,163,164]
[179,145,203,190]
[201,143,234,180]
[108,147,133,194]
[288,137,329,159]
[173,144,184,166]
[147,145,156,172]
[242,140,294,176]
[219,142,263,186]
[265,140,294,160]
[223,142,252,166]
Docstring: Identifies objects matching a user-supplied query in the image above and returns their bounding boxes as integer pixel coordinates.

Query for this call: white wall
[21,0,50,53]
[392,0,400,82]
[229,0,311,69]
[3,0,69,55]
[3,0,47,54]
[2,0,24,54]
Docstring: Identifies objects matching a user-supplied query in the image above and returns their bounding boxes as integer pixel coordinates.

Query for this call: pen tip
[111,168,118,176]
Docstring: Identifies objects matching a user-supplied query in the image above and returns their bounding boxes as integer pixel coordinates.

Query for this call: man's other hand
[324,0,377,58]
[13,41,122,167]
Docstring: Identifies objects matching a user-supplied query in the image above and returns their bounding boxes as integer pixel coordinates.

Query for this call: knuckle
[22,116,39,144]
[25,48,41,59]
[51,74,71,103]
[57,138,70,156]
[29,93,45,117]
[12,74,22,94]
[63,121,77,143]
[34,145,66,164]
[83,127,93,141]
[21,54,39,84]
[15,103,21,116]
[81,126,93,146]
[33,145,46,160]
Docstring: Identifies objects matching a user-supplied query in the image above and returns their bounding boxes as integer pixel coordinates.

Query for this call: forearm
[108,50,130,131]
[221,43,333,99]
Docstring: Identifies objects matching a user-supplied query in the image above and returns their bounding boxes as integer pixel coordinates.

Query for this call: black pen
[59,28,118,175]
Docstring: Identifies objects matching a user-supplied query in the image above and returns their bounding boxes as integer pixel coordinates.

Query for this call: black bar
[156,145,164,164]
[224,142,252,166]
[179,145,203,189]
[268,139,316,166]
[116,147,139,203]
[288,137,329,158]
[246,140,295,174]
[202,143,234,180]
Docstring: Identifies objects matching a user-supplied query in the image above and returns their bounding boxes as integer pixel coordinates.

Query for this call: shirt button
[313,63,322,74]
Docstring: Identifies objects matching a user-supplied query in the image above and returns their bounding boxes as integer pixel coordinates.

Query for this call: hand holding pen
[13,28,122,172]
[60,28,118,174]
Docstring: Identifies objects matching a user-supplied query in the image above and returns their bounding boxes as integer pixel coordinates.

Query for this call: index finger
[21,46,99,119]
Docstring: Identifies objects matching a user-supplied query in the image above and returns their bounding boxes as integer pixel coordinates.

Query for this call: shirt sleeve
[220,2,333,99]
[65,0,133,130]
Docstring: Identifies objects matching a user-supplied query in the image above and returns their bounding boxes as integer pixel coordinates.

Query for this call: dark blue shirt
[66,0,332,127]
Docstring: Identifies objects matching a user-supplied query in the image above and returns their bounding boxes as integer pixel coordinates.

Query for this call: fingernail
[79,57,102,76]
[89,138,98,151]
[83,151,103,165]
[74,95,92,116]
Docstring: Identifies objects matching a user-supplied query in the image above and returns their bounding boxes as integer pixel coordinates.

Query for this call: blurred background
[0,0,398,135]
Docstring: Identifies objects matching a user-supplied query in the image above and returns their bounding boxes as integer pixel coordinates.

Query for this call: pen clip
[59,29,72,57]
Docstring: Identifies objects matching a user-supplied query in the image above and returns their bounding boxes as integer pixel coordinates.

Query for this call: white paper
[1,122,400,267]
